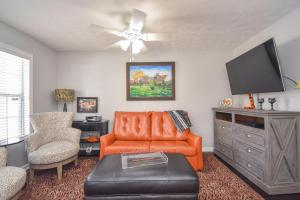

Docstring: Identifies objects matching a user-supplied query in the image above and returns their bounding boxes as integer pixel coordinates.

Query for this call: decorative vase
[268,98,276,111]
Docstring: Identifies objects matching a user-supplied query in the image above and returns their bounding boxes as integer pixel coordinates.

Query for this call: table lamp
[55,89,75,112]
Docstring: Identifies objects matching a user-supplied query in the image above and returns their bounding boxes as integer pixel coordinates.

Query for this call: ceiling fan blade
[142,33,169,41]
[104,41,121,49]
[90,24,123,36]
[129,9,147,31]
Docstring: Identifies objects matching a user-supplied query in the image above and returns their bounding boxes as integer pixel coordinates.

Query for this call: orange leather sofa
[100,111,203,171]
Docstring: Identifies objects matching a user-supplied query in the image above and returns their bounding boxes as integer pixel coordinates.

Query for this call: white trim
[203,147,215,152]
[0,41,33,59]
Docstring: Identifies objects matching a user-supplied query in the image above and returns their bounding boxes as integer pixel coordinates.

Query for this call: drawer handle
[247,134,252,138]
[247,163,252,168]
[247,148,252,153]
[222,126,225,129]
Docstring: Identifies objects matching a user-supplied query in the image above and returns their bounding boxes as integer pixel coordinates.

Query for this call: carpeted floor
[21,154,263,200]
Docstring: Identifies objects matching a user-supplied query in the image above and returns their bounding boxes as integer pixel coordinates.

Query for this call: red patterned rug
[21,154,263,200]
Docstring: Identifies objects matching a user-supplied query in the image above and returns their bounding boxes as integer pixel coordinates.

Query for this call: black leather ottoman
[84,153,199,200]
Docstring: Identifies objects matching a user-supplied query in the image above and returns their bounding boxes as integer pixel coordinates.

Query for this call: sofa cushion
[150,141,196,156]
[151,112,189,141]
[113,112,152,141]
[105,141,150,155]
[0,166,26,200]
[28,141,79,165]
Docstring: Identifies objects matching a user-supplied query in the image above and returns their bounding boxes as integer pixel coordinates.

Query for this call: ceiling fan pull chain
[130,42,133,62]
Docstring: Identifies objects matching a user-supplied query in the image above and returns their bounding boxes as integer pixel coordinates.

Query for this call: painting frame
[126,62,175,101]
[77,97,98,113]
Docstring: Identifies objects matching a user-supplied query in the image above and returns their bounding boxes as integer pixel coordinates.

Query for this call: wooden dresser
[213,107,300,194]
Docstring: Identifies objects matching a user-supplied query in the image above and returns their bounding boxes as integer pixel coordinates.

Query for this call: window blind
[0,50,30,143]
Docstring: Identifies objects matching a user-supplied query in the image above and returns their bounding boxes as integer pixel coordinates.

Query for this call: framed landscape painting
[126,62,175,100]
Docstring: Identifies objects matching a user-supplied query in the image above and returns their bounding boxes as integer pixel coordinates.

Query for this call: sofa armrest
[0,147,7,167]
[100,133,115,159]
[187,132,203,170]
[187,132,202,151]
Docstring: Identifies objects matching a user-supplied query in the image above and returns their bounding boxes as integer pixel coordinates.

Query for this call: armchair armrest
[25,131,43,154]
[0,147,7,167]
[100,133,115,159]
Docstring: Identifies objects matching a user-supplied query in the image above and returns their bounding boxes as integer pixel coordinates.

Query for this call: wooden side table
[72,120,109,156]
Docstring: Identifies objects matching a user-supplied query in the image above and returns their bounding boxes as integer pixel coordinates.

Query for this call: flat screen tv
[226,38,285,95]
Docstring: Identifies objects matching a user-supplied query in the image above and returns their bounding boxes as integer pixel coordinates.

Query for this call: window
[0,45,31,144]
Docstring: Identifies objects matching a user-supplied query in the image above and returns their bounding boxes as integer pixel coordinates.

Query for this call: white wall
[57,50,232,150]
[0,22,57,167]
[0,22,57,113]
[232,7,300,111]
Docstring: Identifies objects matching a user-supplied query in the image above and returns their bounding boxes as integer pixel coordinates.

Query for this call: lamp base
[63,102,67,112]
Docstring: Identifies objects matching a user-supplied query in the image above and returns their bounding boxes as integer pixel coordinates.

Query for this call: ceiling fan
[91,9,168,56]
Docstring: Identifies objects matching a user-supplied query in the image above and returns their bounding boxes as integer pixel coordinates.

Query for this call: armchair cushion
[0,167,26,200]
[150,141,196,156]
[28,141,79,165]
[105,141,150,155]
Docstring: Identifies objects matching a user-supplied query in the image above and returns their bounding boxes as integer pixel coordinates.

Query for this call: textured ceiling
[0,0,300,51]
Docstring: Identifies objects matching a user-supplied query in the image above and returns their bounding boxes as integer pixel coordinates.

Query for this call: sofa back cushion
[151,112,189,140]
[113,112,152,141]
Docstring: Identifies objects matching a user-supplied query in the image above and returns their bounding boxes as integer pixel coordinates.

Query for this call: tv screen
[226,38,285,95]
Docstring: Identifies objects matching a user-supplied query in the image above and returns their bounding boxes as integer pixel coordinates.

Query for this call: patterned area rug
[21,154,263,200]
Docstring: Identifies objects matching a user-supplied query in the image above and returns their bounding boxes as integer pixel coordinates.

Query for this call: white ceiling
[0,0,300,51]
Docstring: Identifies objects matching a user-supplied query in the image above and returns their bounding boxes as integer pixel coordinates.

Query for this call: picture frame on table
[77,97,98,113]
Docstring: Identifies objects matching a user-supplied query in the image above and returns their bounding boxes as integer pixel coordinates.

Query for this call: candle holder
[257,98,265,110]
[268,98,276,111]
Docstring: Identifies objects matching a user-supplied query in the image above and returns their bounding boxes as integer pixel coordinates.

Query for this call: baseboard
[202,147,214,152]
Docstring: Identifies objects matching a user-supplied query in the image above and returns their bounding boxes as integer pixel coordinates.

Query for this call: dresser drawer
[217,134,233,147]
[216,142,234,160]
[215,120,233,147]
[235,128,265,147]
[234,140,264,162]
[215,120,232,135]
[235,151,264,180]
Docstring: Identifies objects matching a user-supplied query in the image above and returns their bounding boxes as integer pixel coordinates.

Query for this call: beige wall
[232,7,300,111]
[57,50,232,150]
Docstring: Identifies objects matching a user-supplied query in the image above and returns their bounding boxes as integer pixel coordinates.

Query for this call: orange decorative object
[86,136,99,143]
[245,93,255,109]
[100,111,203,171]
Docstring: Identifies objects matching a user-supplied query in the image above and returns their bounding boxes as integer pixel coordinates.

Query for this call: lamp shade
[55,89,75,102]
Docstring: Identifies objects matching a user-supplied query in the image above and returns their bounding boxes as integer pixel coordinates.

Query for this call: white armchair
[0,147,26,200]
[26,112,81,180]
